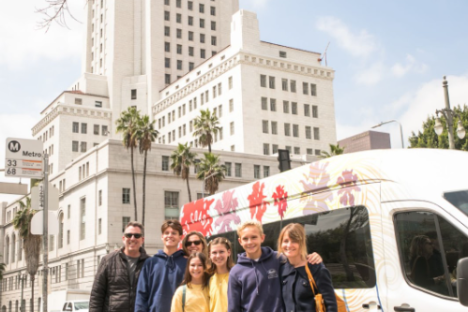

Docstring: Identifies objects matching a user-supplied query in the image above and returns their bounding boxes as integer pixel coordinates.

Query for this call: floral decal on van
[248,182,269,222]
[180,197,215,236]
[213,190,241,233]
[299,162,334,211]
[272,185,288,219]
[337,170,361,206]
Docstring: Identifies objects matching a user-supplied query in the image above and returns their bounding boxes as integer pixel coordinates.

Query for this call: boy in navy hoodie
[135,220,186,312]
[228,220,322,312]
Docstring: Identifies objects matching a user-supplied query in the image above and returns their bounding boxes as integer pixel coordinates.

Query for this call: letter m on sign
[9,141,20,152]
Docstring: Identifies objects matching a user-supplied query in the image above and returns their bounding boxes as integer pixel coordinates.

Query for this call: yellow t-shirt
[209,273,229,312]
[171,283,209,312]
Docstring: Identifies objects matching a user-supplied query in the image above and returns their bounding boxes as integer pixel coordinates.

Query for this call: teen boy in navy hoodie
[135,220,186,312]
[228,220,322,312]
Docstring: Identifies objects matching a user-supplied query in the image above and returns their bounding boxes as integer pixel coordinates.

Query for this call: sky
[1,0,468,203]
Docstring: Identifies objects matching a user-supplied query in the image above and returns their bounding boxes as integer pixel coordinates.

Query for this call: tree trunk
[186,175,192,202]
[142,150,147,229]
[131,146,138,221]
[30,275,35,312]
[208,143,211,153]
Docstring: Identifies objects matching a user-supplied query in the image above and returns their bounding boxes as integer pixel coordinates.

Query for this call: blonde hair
[277,223,308,260]
[237,220,264,237]
[207,237,234,275]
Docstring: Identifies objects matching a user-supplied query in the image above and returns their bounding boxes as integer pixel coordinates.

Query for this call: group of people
[89,219,338,312]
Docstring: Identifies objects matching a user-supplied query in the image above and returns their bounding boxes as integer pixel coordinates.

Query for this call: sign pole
[42,153,49,312]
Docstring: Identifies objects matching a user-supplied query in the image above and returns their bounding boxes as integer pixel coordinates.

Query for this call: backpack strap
[182,285,186,312]
[305,263,318,295]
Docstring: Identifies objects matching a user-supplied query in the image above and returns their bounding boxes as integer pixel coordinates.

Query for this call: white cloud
[316,16,379,58]
[391,54,428,78]
[354,62,385,85]
[0,0,84,70]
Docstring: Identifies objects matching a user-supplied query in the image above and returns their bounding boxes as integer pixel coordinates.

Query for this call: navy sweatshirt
[228,246,284,312]
[134,249,187,312]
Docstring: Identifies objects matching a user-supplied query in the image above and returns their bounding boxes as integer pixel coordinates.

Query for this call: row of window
[165,0,216,12]
[260,75,318,96]
[39,125,55,142]
[164,11,217,26]
[72,122,108,135]
[78,162,90,181]
[262,143,321,156]
[262,120,320,140]
[261,97,319,117]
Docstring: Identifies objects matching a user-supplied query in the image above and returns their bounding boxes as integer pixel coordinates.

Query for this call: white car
[61,301,89,312]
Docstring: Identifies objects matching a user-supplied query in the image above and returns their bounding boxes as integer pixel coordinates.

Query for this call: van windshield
[444,190,468,215]
[74,302,89,310]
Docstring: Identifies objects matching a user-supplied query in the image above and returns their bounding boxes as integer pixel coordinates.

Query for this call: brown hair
[410,235,431,259]
[182,252,210,288]
[161,219,183,235]
[124,221,144,236]
[237,220,264,237]
[277,223,308,260]
[207,237,234,275]
[182,231,208,256]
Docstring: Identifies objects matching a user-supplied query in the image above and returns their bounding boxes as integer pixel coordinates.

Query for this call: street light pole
[19,272,24,312]
[372,120,405,148]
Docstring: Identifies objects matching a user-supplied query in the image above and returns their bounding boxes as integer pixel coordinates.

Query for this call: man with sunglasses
[90,222,149,312]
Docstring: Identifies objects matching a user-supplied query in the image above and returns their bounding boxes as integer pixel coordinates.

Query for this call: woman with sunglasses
[207,238,234,312]
[182,231,208,256]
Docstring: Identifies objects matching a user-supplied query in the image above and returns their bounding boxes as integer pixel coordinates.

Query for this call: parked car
[62,301,89,312]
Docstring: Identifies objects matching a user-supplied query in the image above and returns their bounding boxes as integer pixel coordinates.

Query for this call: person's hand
[307,252,322,264]
[434,275,444,283]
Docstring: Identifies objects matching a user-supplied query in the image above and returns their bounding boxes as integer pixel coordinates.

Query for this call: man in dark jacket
[90,221,149,312]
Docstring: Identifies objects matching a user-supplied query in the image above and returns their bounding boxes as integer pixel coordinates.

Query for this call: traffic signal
[277,149,291,172]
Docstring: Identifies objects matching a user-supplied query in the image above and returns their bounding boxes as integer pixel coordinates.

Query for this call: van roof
[180,149,468,236]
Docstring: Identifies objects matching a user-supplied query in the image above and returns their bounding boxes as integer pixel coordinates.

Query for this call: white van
[180,149,468,311]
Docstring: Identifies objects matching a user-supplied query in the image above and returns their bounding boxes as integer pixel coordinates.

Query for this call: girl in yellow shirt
[171,252,210,312]
[207,238,234,312]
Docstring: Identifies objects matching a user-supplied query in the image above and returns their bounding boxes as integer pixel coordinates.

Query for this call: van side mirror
[457,257,468,306]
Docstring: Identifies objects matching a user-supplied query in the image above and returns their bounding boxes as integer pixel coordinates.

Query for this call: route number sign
[5,138,44,178]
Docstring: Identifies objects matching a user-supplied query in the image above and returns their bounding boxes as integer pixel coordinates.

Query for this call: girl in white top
[207,238,234,312]
[171,252,210,312]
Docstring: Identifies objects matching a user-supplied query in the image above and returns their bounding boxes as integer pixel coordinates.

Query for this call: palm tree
[193,109,221,153]
[116,106,141,220]
[319,143,345,159]
[13,197,41,312]
[196,153,226,195]
[171,143,197,202]
[134,115,159,228]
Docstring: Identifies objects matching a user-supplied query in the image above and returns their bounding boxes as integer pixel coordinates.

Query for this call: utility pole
[19,272,24,312]
[442,76,456,149]
[42,154,49,312]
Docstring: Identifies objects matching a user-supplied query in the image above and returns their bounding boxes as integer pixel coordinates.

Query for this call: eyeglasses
[124,233,143,239]
[185,240,202,247]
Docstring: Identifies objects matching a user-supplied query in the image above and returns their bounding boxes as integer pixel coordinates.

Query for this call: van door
[384,202,468,311]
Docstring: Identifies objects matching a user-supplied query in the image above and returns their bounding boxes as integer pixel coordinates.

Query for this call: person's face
[423,239,434,255]
[238,226,265,258]
[210,244,231,267]
[161,227,181,248]
[122,226,144,254]
[189,257,205,281]
[185,234,204,254]
[281,233,301,259]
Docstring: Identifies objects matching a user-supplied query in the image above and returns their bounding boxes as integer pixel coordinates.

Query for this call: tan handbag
[305,264,326,312]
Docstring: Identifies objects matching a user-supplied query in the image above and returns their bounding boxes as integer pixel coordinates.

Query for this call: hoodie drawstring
[251,259,260,295]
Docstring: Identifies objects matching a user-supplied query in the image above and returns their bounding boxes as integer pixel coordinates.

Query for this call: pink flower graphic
[299,162,334,212]
[337,170,361,206]
[272,185,288,219]
[180,198,215,236]
[248,182,269,222]
[213,190,241,233]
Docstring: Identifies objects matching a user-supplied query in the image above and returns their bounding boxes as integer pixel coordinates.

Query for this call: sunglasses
[124,233,143,239]
[185,240,202,247]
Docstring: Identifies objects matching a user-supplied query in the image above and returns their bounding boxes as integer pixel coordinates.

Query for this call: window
[294,147,300,154]
[312,105,318,118]
[229,99,234,112]
[80,142,87,153]
[94,125,99,135]
[394,211,468,297]
[165,58,171,68]
[291,102,298,115]
[230,122,234,135]
[176,13,181,23]
[188,31,194,41]
[263,166,270,177]
[81,123,87,134]
[304,104,310,117]
[199,3,204,13]
[263,143,269,156]
[122,217,131,232]
[284,123,291,136]
[269,76,275,89]
[164,11,170,21]
[311,83,317,96]
[228,76,233,89]
[260,75,267,87]
[98,218,102,235]
[261,97,268,110]
[162,156,169,171]
[95,101,102,107]
[75,98,82,105]
[72,122,79,133]
[271,121,278,135]
[98,190,102,206]
[254,165,261,179]
[314,127,320,140]
[189,62,194,70]
[200,49,206,58]
[164,26,170,36]
[225,162,232,177]
[188,1,193,10]
[290,80,296,93]
[176,0,181,7]
[272,144,279,154]
[80,197,86,240]
[282,78,288,91]
[262,120,269,134]
[177,60,182,70]
[122,188,130,204]
[210,6,216,15]
[200,18,205,28]
[102,125,108,135]
[211,21,216,31]
[165,74,171,84]
[211,36,217,46]
[235,163,242,177]
[176,44,182,54]
[293,124,299,137]
[49,235,55,251]
[283,101,289,113]
[270,98,276,111]
[307,148,313,155]
[303,82,309,95]
[279,51,287,58]
[188,16,193,25]
[305,126,312,139]
[200,33,205,43]
[165,191,179,219]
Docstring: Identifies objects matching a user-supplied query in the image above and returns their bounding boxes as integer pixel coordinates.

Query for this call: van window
[207,206,376,289]
[395,211,468,298]
[444,190,468,215]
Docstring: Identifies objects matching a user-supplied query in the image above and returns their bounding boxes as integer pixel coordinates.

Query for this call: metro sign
[5,138,44,178]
